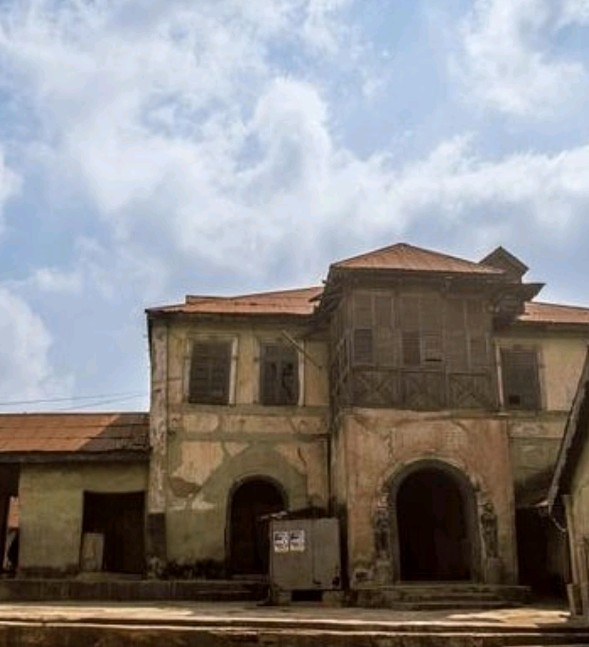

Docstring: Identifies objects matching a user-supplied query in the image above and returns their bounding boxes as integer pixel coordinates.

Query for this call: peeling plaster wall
[337,409,517,587]
[497,333,589,502]
[496,333,589,413]
[160,320,330,565]
[568,436,589,618]
[508,415,566,502]
[18,462,147,576]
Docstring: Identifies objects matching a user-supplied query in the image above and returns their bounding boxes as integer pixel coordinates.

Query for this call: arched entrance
[228,478,286,575]
[392,462,478,581]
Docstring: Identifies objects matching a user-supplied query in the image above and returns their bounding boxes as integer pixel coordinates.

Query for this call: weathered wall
[496,333,588,413]
[165,412,329,563]
[338,410,517,587]
[497,333,588,503]
[508,415,567,504]
[159,320,330,565]
[18,462,147,576]
[569,435,589,615]
[165,321,329,408]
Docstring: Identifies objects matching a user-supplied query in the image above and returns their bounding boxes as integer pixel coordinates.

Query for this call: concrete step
[351,584,531,609]
[1,623,588,646]
[0,578,267,602]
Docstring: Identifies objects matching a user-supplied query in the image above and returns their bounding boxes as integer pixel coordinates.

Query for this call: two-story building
[3,242,589,604]
[142,242,589,599]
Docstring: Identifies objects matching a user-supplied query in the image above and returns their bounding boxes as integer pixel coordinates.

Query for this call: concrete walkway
[0,601,586,646]
[0,600,578,628]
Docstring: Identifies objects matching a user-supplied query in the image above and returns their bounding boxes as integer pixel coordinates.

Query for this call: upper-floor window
[349,291,490,372]
[260,343,299,406]
[500,348,541,410]
[188,340,232,405]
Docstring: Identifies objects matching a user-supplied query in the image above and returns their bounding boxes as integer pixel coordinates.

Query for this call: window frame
[256,337,303,407]
[498,345,543,411]
[185,336,238,406]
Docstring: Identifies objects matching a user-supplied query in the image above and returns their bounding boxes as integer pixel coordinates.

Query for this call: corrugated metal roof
[518,302,589,326]
[148,286,323,317]
[332,243,504,274]
[0,412,149,455]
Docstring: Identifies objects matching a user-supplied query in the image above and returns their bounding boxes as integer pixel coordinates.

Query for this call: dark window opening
[501,348,540,410]
[260,343,299,405]
[81,491,145,574]
[189,341,231,405]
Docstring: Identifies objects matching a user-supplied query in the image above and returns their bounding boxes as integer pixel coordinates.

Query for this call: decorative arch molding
[374,457,483,583]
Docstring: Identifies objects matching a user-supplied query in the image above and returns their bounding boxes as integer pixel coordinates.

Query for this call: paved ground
[0,600,578,629]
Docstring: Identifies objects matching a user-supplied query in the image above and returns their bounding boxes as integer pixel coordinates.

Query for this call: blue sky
[0,0,588,412]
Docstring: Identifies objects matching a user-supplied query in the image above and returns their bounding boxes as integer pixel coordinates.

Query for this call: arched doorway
[228,478,286,575]
[394,464,475,581]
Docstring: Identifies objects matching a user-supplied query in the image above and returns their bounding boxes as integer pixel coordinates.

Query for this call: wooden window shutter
[353,293,373,327]
[402,330,421,366]
[400,296,421,366]
[421,296,443,364]
[189,341,231,404]
[445,300,468,371]
[501,349,540,410]
[374,295,392,327]
[374,294,395,365]
[260,343,299,405]
[353,328,374,365]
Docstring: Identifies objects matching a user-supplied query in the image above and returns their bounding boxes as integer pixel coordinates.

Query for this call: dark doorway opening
[516,508,568,599]
[229,478,285,575]
[397,468,471,581]
[82,491,145,574]
[0,465,19,575]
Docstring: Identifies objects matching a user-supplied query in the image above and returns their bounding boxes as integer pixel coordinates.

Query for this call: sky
[0,0,588,412]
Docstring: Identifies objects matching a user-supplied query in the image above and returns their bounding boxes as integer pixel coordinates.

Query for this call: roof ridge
[332,241,503,273]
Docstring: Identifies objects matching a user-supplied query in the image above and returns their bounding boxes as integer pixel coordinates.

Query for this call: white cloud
[560,0,589,25]
[455,0,589,117]
[29,267,83,294]
[302,0,352,54]
[1,0,588,290]
[0,286,71,408]
[0,148,20,232]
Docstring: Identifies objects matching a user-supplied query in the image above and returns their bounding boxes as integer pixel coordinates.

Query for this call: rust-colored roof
[148,286,323,317]
[332,243,504,275]
[518,302,589,326]
[0,412,149,456]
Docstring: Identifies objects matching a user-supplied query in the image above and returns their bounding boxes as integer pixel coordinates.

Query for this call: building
[3,242,589,603]
[0,413,148,576]
[548,349,589,616]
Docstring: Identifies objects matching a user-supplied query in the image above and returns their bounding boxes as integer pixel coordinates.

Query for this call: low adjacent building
[0,413,148,576]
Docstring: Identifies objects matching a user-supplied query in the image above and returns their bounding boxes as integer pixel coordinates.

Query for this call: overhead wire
[53,394,147,412]
[0,391,146,407]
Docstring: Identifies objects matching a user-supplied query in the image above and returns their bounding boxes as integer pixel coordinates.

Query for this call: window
[188,341,232,404]
[260,343,299,405]
[500,348,541,410]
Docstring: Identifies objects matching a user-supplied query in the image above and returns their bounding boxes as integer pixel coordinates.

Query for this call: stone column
[146,319,168,577]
